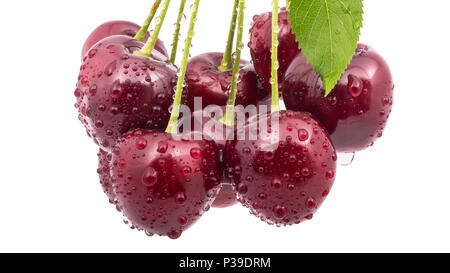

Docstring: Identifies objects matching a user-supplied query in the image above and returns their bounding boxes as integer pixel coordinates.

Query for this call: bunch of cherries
[74,0,394,239]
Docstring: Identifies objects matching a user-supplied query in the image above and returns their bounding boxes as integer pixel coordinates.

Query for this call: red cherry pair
[249,8,394,153]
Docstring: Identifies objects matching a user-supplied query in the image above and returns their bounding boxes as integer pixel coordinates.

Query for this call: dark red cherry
[75,35,177,152]
[111,130,221,239]
[249,7,300,93]
[283,44,394,152]
[184,52,268,110]
[81,20,168,59]
[224,111,337,225]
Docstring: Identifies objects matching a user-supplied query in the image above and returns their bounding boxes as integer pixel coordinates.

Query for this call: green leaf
[288,0,364,96]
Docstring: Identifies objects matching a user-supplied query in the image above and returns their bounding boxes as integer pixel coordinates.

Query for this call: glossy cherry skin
[97,149,124,211]
[75,35,177,152]
[183,106,272,208]
[97,149,115,204]
[179,106,235,208]
[184,52,268,110]
[212,185,238,208]
[249,7,300,93]
[224,111,337,225]
[183,104,273,150]
[283,44,394,152]
[81,20,168,59]
[187,106,238,208]
[110,130,221,239]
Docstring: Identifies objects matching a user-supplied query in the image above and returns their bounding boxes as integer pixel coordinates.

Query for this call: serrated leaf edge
[287,0,365,97]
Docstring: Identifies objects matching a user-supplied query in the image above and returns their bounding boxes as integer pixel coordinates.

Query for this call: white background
[0,0,449,253]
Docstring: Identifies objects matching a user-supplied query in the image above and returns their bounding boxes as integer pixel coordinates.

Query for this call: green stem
[271,0,280,113]
[218,0,239,72]
[136,0,171,59]
[166,0,202,134]
[222,0,245,126]
[170,0,187,64]
[134,0,162,42]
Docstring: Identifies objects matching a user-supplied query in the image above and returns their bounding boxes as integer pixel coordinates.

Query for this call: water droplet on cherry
[271,178,282,189]
[175,192,186,204]
[190,148,202,159]
[142,167,158,187]
[298,129,309,141]
[136,138,147,150]
[305,197,316,209]
[157,141,168,153]
[105,60,117,76]
[347,74,363,97]
[273,205,287,219]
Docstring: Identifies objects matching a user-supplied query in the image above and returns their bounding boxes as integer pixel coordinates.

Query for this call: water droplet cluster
[184,52,268,109]
[224,111,337,226]
[110,130,221,238]
[248,7,300,94]
[75,36,177,152]
[283,43,394,153]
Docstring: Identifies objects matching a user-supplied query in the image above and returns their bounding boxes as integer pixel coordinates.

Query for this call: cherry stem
[134,0,162,42]
[222,0,245,126]
[218,0,239,73]
[166,0,202,134]
[170,0,187,64]
[271,0,280,113]
[136,0,171,59]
